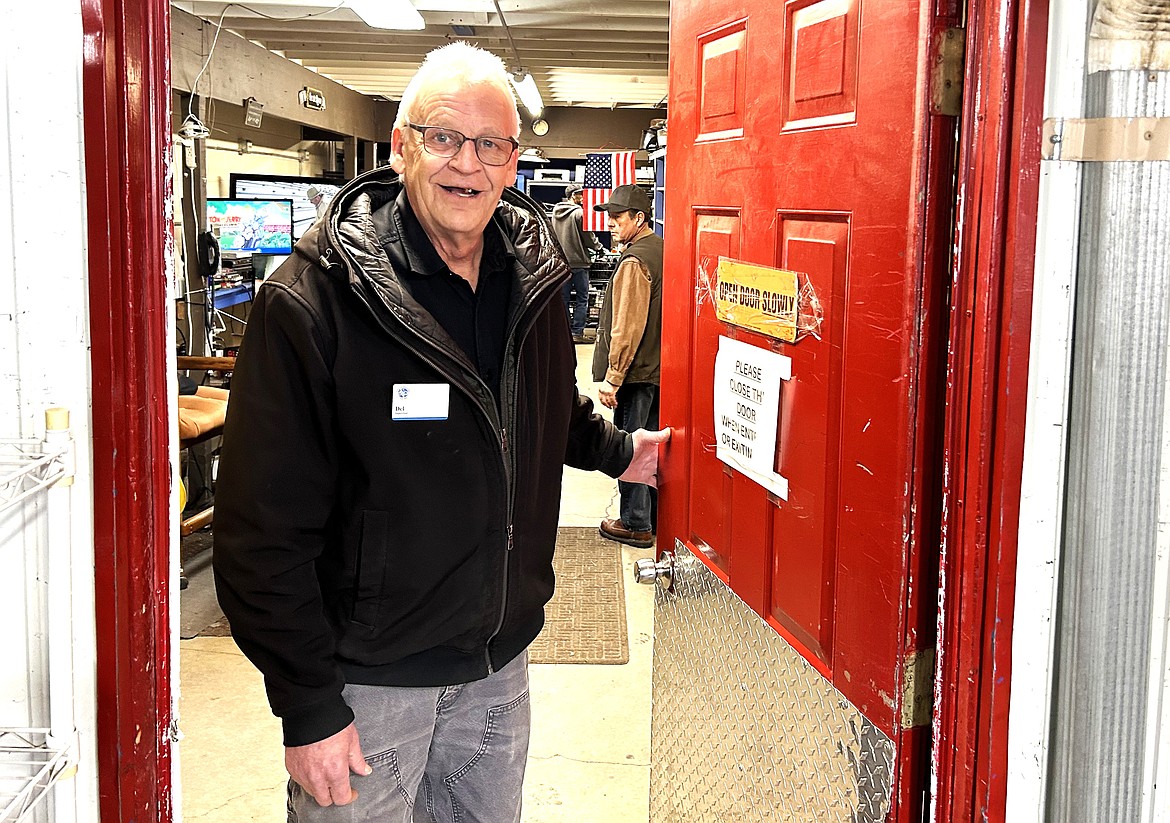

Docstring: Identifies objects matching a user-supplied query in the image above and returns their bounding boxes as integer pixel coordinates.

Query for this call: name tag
[391,383,450,421]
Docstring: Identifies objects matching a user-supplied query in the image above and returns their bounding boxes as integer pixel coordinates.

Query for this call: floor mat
[528,526,629,665]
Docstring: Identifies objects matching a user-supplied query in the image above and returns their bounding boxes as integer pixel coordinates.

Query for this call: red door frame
[934,0,1049,817]
[80,0,175,818]
[71,0,1051,816]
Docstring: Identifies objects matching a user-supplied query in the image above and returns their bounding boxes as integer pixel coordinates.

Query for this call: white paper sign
[713,336,791,499]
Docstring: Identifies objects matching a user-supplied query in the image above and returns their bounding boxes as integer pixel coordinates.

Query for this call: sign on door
[713,335,791,499]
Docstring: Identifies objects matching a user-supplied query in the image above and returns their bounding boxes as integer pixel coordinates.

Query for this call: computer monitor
[206,198,294,255]
[230,173,343,240]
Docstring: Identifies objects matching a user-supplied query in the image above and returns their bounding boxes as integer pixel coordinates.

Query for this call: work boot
[599,518,654,548]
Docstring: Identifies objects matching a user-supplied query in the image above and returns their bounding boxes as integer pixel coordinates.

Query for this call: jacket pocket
[352,509,389,628]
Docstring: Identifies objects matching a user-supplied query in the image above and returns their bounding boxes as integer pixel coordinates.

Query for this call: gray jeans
[287,651,531,823]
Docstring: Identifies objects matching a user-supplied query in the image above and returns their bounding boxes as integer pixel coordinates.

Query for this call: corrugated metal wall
[1049,65,1170,821]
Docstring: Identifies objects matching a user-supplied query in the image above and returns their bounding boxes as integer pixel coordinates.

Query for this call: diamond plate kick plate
[650,542,894,822]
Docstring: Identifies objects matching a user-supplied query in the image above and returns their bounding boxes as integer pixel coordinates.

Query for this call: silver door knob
[634,551,674,589]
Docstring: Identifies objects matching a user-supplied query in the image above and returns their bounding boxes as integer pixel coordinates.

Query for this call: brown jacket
[592,228,663,386]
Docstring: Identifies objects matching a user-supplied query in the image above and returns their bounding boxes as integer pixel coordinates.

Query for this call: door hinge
[901,647,935,729]
[930,27,965,117]
[1042,117,1170,162]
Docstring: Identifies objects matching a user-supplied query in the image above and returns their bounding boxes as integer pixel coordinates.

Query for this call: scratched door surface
[656,0,959,818]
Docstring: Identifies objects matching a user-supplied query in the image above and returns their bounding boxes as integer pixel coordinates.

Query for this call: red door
[658,0,958,817]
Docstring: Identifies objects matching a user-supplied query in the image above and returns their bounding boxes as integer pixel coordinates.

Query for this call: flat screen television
[230,173,344,240]
[206,198,294,255]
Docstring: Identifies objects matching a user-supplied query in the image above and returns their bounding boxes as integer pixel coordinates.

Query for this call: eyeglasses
[407,122,519,166]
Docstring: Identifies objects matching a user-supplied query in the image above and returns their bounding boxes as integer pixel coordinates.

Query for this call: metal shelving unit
[0,422,75,823]
[0,730,73,823]
[649,147,666,239]
[0,440,68,512]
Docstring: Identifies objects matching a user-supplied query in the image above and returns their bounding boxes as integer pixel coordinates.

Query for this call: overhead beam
[299,67,667,82]
[298,55,668,70]
[350,90,667,108]
[259,37,670,55]
[494,0,669,13]
[204,14,669,34]
[180,0,668,9]
[239,26,667,45]
[170,6,379,139]
[181,2,670,23]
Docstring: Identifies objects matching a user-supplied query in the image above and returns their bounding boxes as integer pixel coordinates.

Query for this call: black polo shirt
[384,189,513,404]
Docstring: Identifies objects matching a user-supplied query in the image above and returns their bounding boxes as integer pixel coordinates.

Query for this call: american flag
[582,151,636,231]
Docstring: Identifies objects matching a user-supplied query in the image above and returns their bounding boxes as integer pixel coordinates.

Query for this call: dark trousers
[614,382,660,532]
[561,267,591,336]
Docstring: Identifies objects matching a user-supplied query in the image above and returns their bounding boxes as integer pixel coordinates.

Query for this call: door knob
[634,550,674,589]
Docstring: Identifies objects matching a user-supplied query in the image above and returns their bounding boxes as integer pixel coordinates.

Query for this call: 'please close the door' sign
[713,335,791,499]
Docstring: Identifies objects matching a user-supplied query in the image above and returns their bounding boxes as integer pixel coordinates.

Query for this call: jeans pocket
[446,689,531,787]
[364,746,414,810]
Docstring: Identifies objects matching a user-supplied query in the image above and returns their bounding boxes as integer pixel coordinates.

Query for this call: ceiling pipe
[491,0,545,117]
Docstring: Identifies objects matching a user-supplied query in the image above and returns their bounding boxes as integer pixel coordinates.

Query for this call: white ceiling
[173,0,671,109]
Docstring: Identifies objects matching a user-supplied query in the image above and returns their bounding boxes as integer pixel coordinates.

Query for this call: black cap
[564,184,583,198]
[591,184,652,215]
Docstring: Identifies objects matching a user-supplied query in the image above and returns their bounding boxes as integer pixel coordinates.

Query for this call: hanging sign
[714,258,800,342]
[243,97,264,128]
[300,87,327,111]
[713,335,792,499]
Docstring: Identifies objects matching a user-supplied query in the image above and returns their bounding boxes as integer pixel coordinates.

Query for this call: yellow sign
[714,258,799,343]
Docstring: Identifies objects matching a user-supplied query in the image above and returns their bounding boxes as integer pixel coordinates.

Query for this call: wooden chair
[177,356,235,536]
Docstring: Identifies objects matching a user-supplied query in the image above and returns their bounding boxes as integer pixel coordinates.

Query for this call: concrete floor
[175,341,657,822]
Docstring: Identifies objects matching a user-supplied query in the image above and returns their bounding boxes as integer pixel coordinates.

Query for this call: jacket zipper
[482,270,564,671]
[328,234,567,676]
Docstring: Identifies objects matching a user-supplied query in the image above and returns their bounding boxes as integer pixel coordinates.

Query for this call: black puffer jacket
[213,169,631,746]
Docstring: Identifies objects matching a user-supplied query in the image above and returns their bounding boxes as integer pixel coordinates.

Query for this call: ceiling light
[347,0,425,30]
[509,72,544,118]
[519,147,548,163]
[414,0,493,10]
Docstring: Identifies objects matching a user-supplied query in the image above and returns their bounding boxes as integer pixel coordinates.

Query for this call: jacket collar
[307,169,561,304]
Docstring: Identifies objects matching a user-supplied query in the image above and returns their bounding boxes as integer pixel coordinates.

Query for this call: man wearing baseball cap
[591,184,663,548]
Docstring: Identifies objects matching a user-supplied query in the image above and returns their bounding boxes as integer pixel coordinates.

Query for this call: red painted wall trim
[933,0,1047,818]
[981,5,1048,811]
[80,0,175,819]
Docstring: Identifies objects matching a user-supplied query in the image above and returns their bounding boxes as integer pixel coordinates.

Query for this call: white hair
[394,42,520,136]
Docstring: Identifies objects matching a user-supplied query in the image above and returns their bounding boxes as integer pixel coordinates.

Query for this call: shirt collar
[392,187,514,279]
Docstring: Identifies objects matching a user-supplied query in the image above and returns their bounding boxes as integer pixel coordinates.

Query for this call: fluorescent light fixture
[348,0,425,30]
[519,147,548,163]
[509,72,544,118]
[413,0,493,9]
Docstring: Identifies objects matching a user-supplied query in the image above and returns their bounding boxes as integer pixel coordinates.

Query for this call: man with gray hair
[213,41,669,822]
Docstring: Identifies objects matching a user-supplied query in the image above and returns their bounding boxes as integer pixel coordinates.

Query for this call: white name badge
[391,383,450,421]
